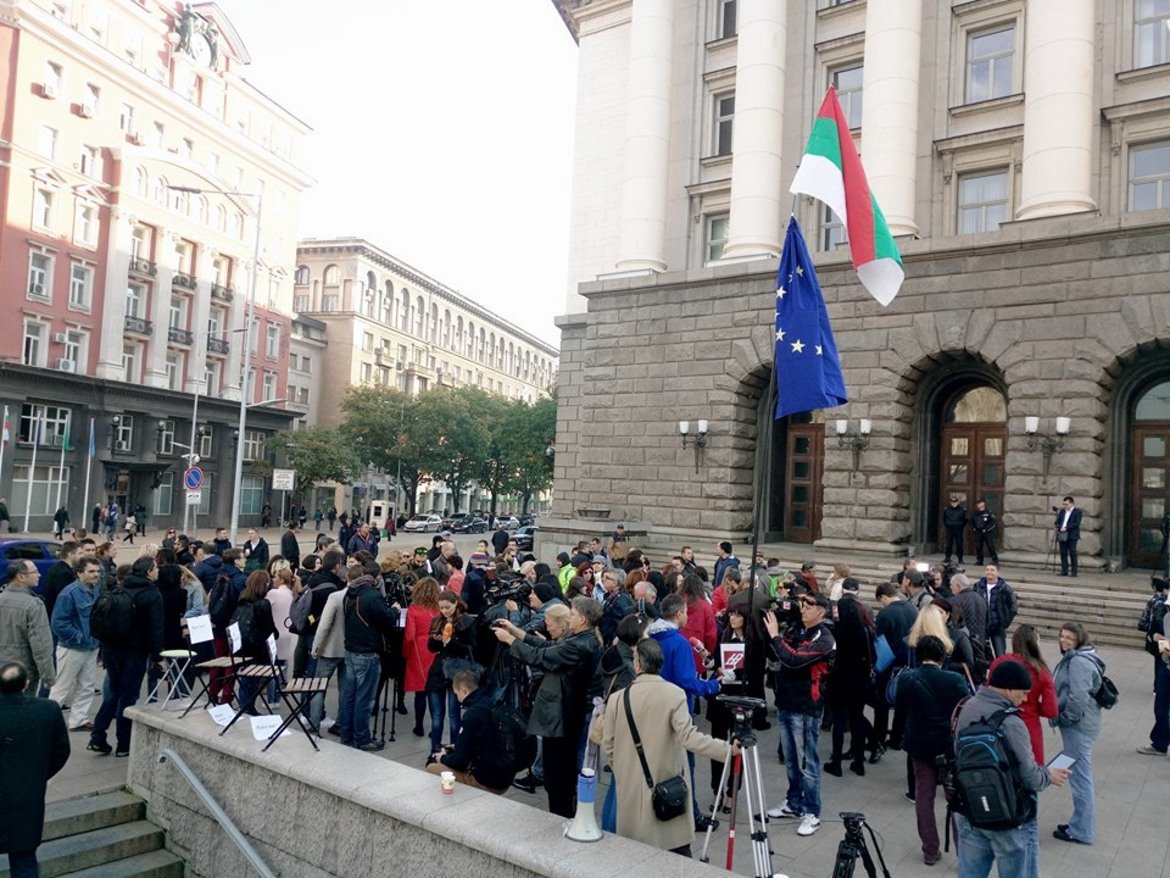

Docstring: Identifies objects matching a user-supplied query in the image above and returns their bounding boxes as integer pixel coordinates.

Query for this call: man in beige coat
[601,638,736,857]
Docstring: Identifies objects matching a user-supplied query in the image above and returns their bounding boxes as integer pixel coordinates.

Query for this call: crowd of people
[0,512,1166,878]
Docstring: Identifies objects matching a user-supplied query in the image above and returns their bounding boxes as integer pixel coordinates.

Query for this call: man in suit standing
[1055,495,1083,577]
[969,499,999,566]
[0,661,70,878]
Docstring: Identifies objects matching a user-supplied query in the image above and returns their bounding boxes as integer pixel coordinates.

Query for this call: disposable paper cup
[440,771,455,793]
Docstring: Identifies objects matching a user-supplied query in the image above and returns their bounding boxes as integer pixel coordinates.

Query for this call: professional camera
[773,597,803,627]
[486,578,533,607]
[382,570,414,608]
[714,694,767,711]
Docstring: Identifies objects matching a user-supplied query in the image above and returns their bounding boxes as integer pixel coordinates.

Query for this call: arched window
[497,341,505,371]
[488,333,496,366]
[323,264,339,285]
[295,265,310,285]
[414,296,424,337]
[467,322,476,358]
[1136,380,1170,421]
[195,196,208,225]
[478,328,486,363]
[153,175,168,205]
[455,316,464,354]
[233,212,244,238]
[442,310,451,348]
[382,281,394,324]
[429,304,438,343]
[400,289,410,330]
[135,167,149,197]
[945,386,1007,423]
[215,204,227,232]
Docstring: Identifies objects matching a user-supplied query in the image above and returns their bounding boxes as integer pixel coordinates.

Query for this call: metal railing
[124,315,154,335]
[156,748,278,878]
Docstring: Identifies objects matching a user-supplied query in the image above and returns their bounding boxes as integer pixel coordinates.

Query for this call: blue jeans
[428,685,461,751]
[91,648,148,752]
[338,651,381,746]
[777,709,822,817]
[955,814,1038,878]
[309,656,345,729]
[1151,660,1170,753]
[1059,724,1098,843]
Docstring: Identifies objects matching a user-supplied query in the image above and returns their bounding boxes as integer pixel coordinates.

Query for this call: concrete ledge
[125,707,729,878]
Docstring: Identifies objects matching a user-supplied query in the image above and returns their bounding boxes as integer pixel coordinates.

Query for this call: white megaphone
[564,768,603,842]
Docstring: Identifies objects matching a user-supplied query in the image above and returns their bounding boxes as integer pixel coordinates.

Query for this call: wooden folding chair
[218,631,280,737]
[261,676,331,752]
[180,655,240,718]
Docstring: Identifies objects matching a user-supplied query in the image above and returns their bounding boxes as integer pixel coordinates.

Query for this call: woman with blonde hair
[907,604,953,656]
[826,563,851,602]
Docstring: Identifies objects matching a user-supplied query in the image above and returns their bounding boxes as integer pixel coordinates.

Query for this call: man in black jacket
[969,499,999,565]
[87,556,164,757]
[825,579,874,777]
[426,671,515,793]
[40,541,80,622]
[942,497,967,564]
[977,564,1018,658]
[280,521,301,571]
[870,581,918,763]
[1054,496,1082,577]
[336,567,399,751]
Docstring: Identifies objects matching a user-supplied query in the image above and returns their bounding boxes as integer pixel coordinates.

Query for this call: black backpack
[89,585,136,648]
[208,574,238,628]
[949,708,1033,830]
[229,602,260,657]
[491,699,536,776]
[286,585,317,636]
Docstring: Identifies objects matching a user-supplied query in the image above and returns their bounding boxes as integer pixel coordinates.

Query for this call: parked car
[512,525,538,552]
[450,515,489,534]
[403,513,444,533]
[497,516,520,531]
[0,538,63,591]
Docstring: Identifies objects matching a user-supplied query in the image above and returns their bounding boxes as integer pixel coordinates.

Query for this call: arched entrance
[1130,378,1170,568]
[755,386,824,544]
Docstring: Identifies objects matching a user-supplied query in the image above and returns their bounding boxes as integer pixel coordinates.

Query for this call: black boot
[824,760,843,777]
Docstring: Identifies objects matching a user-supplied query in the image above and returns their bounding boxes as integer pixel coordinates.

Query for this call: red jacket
[680,598,718,674]
[989,653,1058,763]
[403,604,440,692]
[711,585,729,615]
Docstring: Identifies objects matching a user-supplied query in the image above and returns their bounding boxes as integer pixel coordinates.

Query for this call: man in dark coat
[942,497,967,564]
[1054,495,1083,577]
[426,670,516,794]
[40,541,81,622]
[969,499,999,565]
[280,522,301,570]
[825,579,874,776]
[0,661,70,877]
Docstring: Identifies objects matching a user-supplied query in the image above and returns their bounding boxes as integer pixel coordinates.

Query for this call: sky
[214,1,579,345]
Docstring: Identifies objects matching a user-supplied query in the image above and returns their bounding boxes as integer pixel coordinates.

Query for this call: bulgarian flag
[789,88,904,307]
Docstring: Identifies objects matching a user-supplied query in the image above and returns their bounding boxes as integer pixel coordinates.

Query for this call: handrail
[157,748,278,878]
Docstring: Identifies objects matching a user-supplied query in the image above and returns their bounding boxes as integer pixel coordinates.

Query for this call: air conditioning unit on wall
[55,357,75,372]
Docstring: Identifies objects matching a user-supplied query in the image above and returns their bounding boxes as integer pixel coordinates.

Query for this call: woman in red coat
[988,624,1058,763]
[679,574,717,674]
[403,577,441,737]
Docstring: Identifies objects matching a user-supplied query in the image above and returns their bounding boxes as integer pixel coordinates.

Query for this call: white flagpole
[0,405,8,506]
[24,413,42,534]
[54,429,67,519]
[83,417,94,527]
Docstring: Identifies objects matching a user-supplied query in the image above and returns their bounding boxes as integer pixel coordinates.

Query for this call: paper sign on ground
[721,643,745,671]
[227,622,242,654]
[187,614,214,644]
[206,704,235,726]
[249,714,290,741]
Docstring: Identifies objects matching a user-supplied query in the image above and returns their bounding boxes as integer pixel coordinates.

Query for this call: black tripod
[830,812,891,878]
[373,653,401,744]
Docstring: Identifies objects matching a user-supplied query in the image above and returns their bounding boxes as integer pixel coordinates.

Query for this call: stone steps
[0,793,183,878]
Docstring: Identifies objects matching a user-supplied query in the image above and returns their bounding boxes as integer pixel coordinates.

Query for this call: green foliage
[266,426,361,496]
[338,385,424,514]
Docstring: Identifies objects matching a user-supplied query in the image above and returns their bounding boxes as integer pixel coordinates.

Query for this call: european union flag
[774,217,848,419]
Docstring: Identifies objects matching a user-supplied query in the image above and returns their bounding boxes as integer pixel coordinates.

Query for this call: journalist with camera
[492,596,602,818]
[425,670,515,794]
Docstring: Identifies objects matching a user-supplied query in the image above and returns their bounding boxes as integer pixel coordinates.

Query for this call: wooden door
[940,424,1007,543]
[784,424,823,543]
[1131,425,1170,568]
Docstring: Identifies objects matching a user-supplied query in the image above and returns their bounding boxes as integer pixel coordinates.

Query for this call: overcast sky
[215,1,579,345]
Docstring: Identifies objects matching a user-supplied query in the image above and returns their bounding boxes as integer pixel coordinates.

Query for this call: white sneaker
[797,815,821,836]
[767,804,801,819]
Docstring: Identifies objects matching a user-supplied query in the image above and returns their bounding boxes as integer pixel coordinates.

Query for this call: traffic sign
[183,467,204,490]
[186,490,202,506]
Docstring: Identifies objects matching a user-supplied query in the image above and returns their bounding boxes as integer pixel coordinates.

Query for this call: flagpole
[54,428,67,517]
[0,405,8,510]
[24,413,43,534]
[83,417,95,527]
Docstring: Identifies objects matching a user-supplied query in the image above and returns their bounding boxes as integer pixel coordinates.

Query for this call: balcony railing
[207,337,230,355]
[124,315,153,336]
[168,327,194,345]
[128,257,157,277]
[173,272,197,291]
[210,283,234,303]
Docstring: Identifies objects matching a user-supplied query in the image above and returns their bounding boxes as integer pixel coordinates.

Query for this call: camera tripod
[373,653,401,744]
[830,812,891,878]
[699,696,782,878]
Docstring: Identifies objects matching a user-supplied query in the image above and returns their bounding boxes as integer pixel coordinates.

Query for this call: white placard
[721,643,745,672]
[206,704,235,726]
[187,614,214,644]
[227,622,242,655]
[185,490,202,506]
[271,468,296,491]
[249,714,290,741]
[265,634,277,663]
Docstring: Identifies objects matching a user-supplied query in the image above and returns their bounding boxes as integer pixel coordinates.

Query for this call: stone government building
[544,0,1170,571]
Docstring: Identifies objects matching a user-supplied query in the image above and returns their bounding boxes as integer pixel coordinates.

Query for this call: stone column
[615,0,674,272]
[95,210,133,381]
[723,0,788,259]
[145,233,175,389]
[1016,0,1096,219]
[859,0,923,237]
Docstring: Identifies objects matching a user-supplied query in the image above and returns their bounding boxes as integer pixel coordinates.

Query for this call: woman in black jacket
[707,605,748,809]
[233,571,279,715]
[149,549,188,700]
[426,591,477,752]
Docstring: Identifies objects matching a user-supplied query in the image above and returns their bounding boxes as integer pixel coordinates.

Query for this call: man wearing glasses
[0,562,55,696]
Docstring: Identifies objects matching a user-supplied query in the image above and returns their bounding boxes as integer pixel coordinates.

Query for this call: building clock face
[190,32,213,67]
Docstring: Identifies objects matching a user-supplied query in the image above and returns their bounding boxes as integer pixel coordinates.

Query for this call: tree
[415,387,489,514]
[266,426,361,508]
[339,385,425,515]
[504,395,557,514]
[464,389,512,517]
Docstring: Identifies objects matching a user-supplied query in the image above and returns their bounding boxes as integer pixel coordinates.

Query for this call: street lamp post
[171,186,262,545]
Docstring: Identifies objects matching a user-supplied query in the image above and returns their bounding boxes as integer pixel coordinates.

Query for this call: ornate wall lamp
[1025,416,1069,479]
[835,418,872,472]
[679,420,708,472]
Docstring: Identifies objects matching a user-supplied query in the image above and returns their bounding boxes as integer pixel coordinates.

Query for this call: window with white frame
[62,329,84,371]
[196,474,212,515]
[19,403,70,446]
[207,307,223,337]
[74,202,97,247]
[33,188,54,230]
[716,0,737,39]
[1135,0,1170,68]
[362,331,374,353]
[119,102,134,133]
[38,126,58,159]
[158,419,175,455]
[43,61,62,94]
[957,169,1009,233]
[28,251,52,300]
[242,430,265,461]
[199,427,213,458]
[204,360,220,396]
[1129,140,1170,211]
[166,353,184,390]
[713,94,735,156]
[262,372,276,400]
[832,64,864,130]
[130,224,150,259]
[360,362,373,383]
[821,203,847,250]
[294,294,309,313]
[240,475,264,515]
[153,473,173,516]
[322,294,338,312]
[79,144,102,179]
[965,25,1015,103]
[69,263,93,309]
[22,319,48,367]
[122,343,140,384]
[83,82,100,115]
[154,121,165,150]
[169,296,185,330]
[705,214,729,261]
[115,414,134,450]
[11,464,71,517]
[125,282,145,318]
[413,298,424,337]
[266,324,279,358]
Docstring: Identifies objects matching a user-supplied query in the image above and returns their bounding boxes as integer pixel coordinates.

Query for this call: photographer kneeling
[492,596,602,818]
[426,670,514,794]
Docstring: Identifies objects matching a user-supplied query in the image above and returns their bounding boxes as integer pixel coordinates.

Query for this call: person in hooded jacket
[192,543,223,597]
[150,548,188,700]
[1050,622,1106,846]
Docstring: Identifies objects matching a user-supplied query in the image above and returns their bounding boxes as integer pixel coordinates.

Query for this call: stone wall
[125,707,728,878]
[549,211,1170,564]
